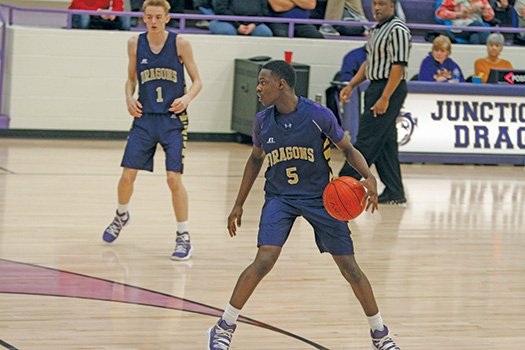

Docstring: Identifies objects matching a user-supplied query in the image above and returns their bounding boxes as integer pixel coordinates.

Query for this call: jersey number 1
[156,87,164,103]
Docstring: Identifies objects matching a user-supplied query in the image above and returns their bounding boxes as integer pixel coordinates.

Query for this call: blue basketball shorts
[257,195,354,255]
[121,112,188,173]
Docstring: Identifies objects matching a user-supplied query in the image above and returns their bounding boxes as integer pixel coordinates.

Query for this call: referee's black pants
[339,80,407,199]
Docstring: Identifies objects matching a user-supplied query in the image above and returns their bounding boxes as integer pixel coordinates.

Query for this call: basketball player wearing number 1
[207,61,401,350]
[102,0,202,260]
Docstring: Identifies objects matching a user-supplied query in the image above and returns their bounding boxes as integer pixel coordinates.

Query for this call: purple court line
[0,258,329,350]
[0,339,18,350]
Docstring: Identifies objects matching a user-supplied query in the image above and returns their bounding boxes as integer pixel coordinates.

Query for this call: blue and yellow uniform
[253,97,355,255]
[122,32,188,173]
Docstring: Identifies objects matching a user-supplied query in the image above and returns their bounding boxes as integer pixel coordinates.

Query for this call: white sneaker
[371,325,400,350]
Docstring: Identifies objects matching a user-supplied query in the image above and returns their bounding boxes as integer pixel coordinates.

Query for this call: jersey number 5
[286,167,299,185]
[156,87,164,103]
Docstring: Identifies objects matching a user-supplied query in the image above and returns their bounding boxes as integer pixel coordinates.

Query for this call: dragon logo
[396,109,418,146]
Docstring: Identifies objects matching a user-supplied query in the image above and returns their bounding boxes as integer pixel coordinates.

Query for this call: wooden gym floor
[0,138,523,349]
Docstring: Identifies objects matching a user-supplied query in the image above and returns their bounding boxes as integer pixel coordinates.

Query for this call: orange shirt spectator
[474,33,513,83]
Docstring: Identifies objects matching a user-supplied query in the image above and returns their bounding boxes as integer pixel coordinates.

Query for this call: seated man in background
[130,0,185,26]
[419,35,465,82]
[319,0,405,37]
[436,0,495,44]
[334,45,367,84]
[325,45,366,126]
[514,0,525,43]
[130,0,144,26]
[268,0,324,38]
[489,0,514,25]
[474,32,513,82]
[69,0,131,30]
[319,0,368,36]
[210,0,273,36]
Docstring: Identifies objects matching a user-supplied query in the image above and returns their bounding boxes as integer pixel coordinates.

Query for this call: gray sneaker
[171,231,192,260]
[319,24,340,37]
[102,211,130,243]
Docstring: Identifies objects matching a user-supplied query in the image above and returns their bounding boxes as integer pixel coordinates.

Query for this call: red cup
[284,51,293,64]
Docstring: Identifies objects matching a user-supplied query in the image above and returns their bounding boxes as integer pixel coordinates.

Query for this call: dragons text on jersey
[140,68,178,84]
[267,146,315,167]
[252,97,345,199]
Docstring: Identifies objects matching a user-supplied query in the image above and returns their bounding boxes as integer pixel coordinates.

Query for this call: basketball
[323,176,367,221]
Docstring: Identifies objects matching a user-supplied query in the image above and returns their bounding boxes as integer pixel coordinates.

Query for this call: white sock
[117,204,128,215]
[367,312,385,331]
[177,221,189,233]
[222,304,241,326]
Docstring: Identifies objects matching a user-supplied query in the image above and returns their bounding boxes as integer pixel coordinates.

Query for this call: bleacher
[1,1,524,136]
[2,0,524,43]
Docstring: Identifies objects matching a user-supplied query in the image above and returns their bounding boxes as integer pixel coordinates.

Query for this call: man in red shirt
[69,0,131,30]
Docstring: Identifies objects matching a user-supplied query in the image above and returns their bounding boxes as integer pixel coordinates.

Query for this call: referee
[339,0,411,205]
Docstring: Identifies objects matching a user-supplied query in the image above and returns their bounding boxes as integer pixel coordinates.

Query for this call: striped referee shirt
[366,15,411,81]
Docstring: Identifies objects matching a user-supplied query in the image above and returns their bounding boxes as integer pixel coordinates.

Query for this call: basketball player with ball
[207,60,401,350]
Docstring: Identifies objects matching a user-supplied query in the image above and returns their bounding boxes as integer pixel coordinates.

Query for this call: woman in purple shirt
[419,35,465,82]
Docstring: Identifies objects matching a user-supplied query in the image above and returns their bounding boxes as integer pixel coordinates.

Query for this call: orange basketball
[323,176,367,221]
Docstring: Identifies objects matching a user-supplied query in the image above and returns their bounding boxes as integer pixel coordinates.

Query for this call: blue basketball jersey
[253,97,345,198]
[136,32,185,114]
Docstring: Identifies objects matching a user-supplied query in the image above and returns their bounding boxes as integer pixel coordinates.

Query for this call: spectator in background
[193,0,212,8]
[130,0,144,25]
[488,0,514,25]
[209,0,273,36]
[419,35,465,82]
[131,0,144,13]
[192,0,212,28]
[268,0,324,38]
[336,45,367,83]
[69,0,131,30]
[130,0,185,26]
[193,0,213,13]
[514,0,525,43]
[325,45,366,148]
[319,0,405,37]
[319,0,368,36]
[436,0,495,44]
[325,45,367,126]
[474,32,513,82]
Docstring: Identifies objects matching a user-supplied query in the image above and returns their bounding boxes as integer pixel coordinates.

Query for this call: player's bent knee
[251,253,278,277]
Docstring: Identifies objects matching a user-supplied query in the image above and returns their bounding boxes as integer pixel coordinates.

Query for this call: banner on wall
[397,93,525,155]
